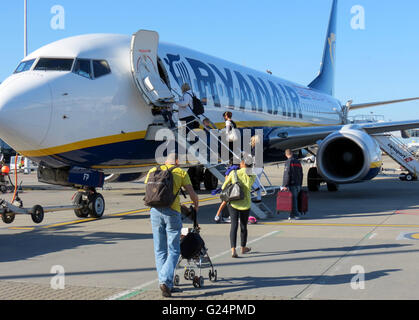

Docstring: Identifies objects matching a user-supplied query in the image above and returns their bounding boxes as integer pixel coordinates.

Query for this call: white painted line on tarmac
[105,230,280,300]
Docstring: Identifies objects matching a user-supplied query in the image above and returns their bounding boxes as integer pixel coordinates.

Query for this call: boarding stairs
[372,133,419,180]
[145,111,278,219]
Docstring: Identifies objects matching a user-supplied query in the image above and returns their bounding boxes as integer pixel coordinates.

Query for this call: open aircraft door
[130,30,174,106]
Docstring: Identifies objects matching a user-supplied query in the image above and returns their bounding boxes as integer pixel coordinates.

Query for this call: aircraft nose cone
[0,74,52,151]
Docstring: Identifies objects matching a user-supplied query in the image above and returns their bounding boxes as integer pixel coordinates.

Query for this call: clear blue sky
[1,0,418,121]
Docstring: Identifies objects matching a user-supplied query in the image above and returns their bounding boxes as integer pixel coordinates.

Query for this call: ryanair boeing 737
[0,0,418,221]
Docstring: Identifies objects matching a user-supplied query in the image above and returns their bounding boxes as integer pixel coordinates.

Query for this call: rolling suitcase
[298,190,309,215]
[276,191,292,213]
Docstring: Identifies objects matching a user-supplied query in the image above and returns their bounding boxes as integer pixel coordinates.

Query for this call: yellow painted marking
[43,218,97,229]
[259,222,419,228]
[410,233,419,239]
[110,208,149,217]
[6,196,220,231]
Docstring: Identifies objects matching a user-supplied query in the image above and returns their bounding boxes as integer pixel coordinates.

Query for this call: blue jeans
[150,207,182,289]
[289,186,301,218]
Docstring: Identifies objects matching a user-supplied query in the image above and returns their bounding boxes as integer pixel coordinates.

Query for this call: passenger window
[93,60,111,78]
[14,59,36,73]
[73,59,92,79]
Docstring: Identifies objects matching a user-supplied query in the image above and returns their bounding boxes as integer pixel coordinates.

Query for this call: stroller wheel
[193,276,204,288]
[184,269,190,280]
[188,269,195,280]
[209,270,217,282]
[174,274,180,286]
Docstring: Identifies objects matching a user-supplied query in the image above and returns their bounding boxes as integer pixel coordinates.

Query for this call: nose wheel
[73,189,105,219]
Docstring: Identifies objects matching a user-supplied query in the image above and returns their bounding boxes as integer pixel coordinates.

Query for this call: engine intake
[317,127,382,184]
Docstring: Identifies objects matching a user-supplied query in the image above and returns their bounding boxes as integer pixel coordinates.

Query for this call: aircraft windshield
[14,59,36,74]
[34,58,74,71]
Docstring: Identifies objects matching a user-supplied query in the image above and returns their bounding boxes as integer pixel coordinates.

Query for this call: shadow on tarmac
[0,229,152,264]
[187,178,419,225]
[173,268,401,299]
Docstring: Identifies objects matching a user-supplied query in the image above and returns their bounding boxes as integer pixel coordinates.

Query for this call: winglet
[308,0,338,96]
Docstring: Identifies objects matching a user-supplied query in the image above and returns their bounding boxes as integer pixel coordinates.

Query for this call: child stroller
[174,205,217,288]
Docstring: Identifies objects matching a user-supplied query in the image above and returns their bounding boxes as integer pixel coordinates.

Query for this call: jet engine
[316,127,382,185]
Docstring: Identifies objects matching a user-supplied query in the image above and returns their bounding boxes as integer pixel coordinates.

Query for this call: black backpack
[144,166,179,208]
[187,92,205,116]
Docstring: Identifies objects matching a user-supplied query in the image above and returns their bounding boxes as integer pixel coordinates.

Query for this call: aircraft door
[130,30,174,106]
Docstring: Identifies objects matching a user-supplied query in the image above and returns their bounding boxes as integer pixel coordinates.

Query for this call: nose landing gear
[73,188,105,218]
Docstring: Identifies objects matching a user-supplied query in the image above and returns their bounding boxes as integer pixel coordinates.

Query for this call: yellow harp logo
[328,33,336,67]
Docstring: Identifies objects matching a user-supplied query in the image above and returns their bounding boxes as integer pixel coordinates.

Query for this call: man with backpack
[144,153,199,297]
[174,83,203,133]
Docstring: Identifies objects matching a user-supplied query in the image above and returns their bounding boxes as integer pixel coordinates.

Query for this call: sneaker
[222,217,231,223]
[214,215,221,223]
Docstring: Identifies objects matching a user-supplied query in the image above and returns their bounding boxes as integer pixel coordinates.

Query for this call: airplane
[0,0,418,221]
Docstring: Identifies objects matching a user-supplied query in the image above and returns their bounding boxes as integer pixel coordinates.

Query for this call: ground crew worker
[281,149,303,220]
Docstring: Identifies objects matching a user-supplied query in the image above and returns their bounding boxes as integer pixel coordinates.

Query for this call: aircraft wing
[267,120,419,151]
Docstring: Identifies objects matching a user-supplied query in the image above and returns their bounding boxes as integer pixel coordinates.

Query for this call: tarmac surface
[1,155,419,300]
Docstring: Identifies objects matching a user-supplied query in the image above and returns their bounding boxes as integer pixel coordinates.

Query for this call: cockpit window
[73,59,92,79]
[14,59,36,73]
[93,60,111,78]
[34,58,74,71]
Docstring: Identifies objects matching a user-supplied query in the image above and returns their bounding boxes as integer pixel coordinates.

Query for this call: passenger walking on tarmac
[281,149,303,220]
[223,111,238,164]
[144,153,199,297]
[213,163,239,223]
[221,154,255,258]
[174,83,197,133]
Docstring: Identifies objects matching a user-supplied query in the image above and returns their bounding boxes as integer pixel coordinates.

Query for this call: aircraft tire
[204,169,218,191]
[73,192,90,218]
[327,183,339,192]
[307,167,320,192]
[188,167,201,190]
[88,193,105,218]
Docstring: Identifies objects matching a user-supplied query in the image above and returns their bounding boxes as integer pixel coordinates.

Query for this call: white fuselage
[0,34,342,172]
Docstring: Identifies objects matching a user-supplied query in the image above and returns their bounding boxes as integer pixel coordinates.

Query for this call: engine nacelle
[317,127,382,184]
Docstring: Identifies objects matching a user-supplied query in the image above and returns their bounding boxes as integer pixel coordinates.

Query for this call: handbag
[226,120,238,142]
[220,170,244,202]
